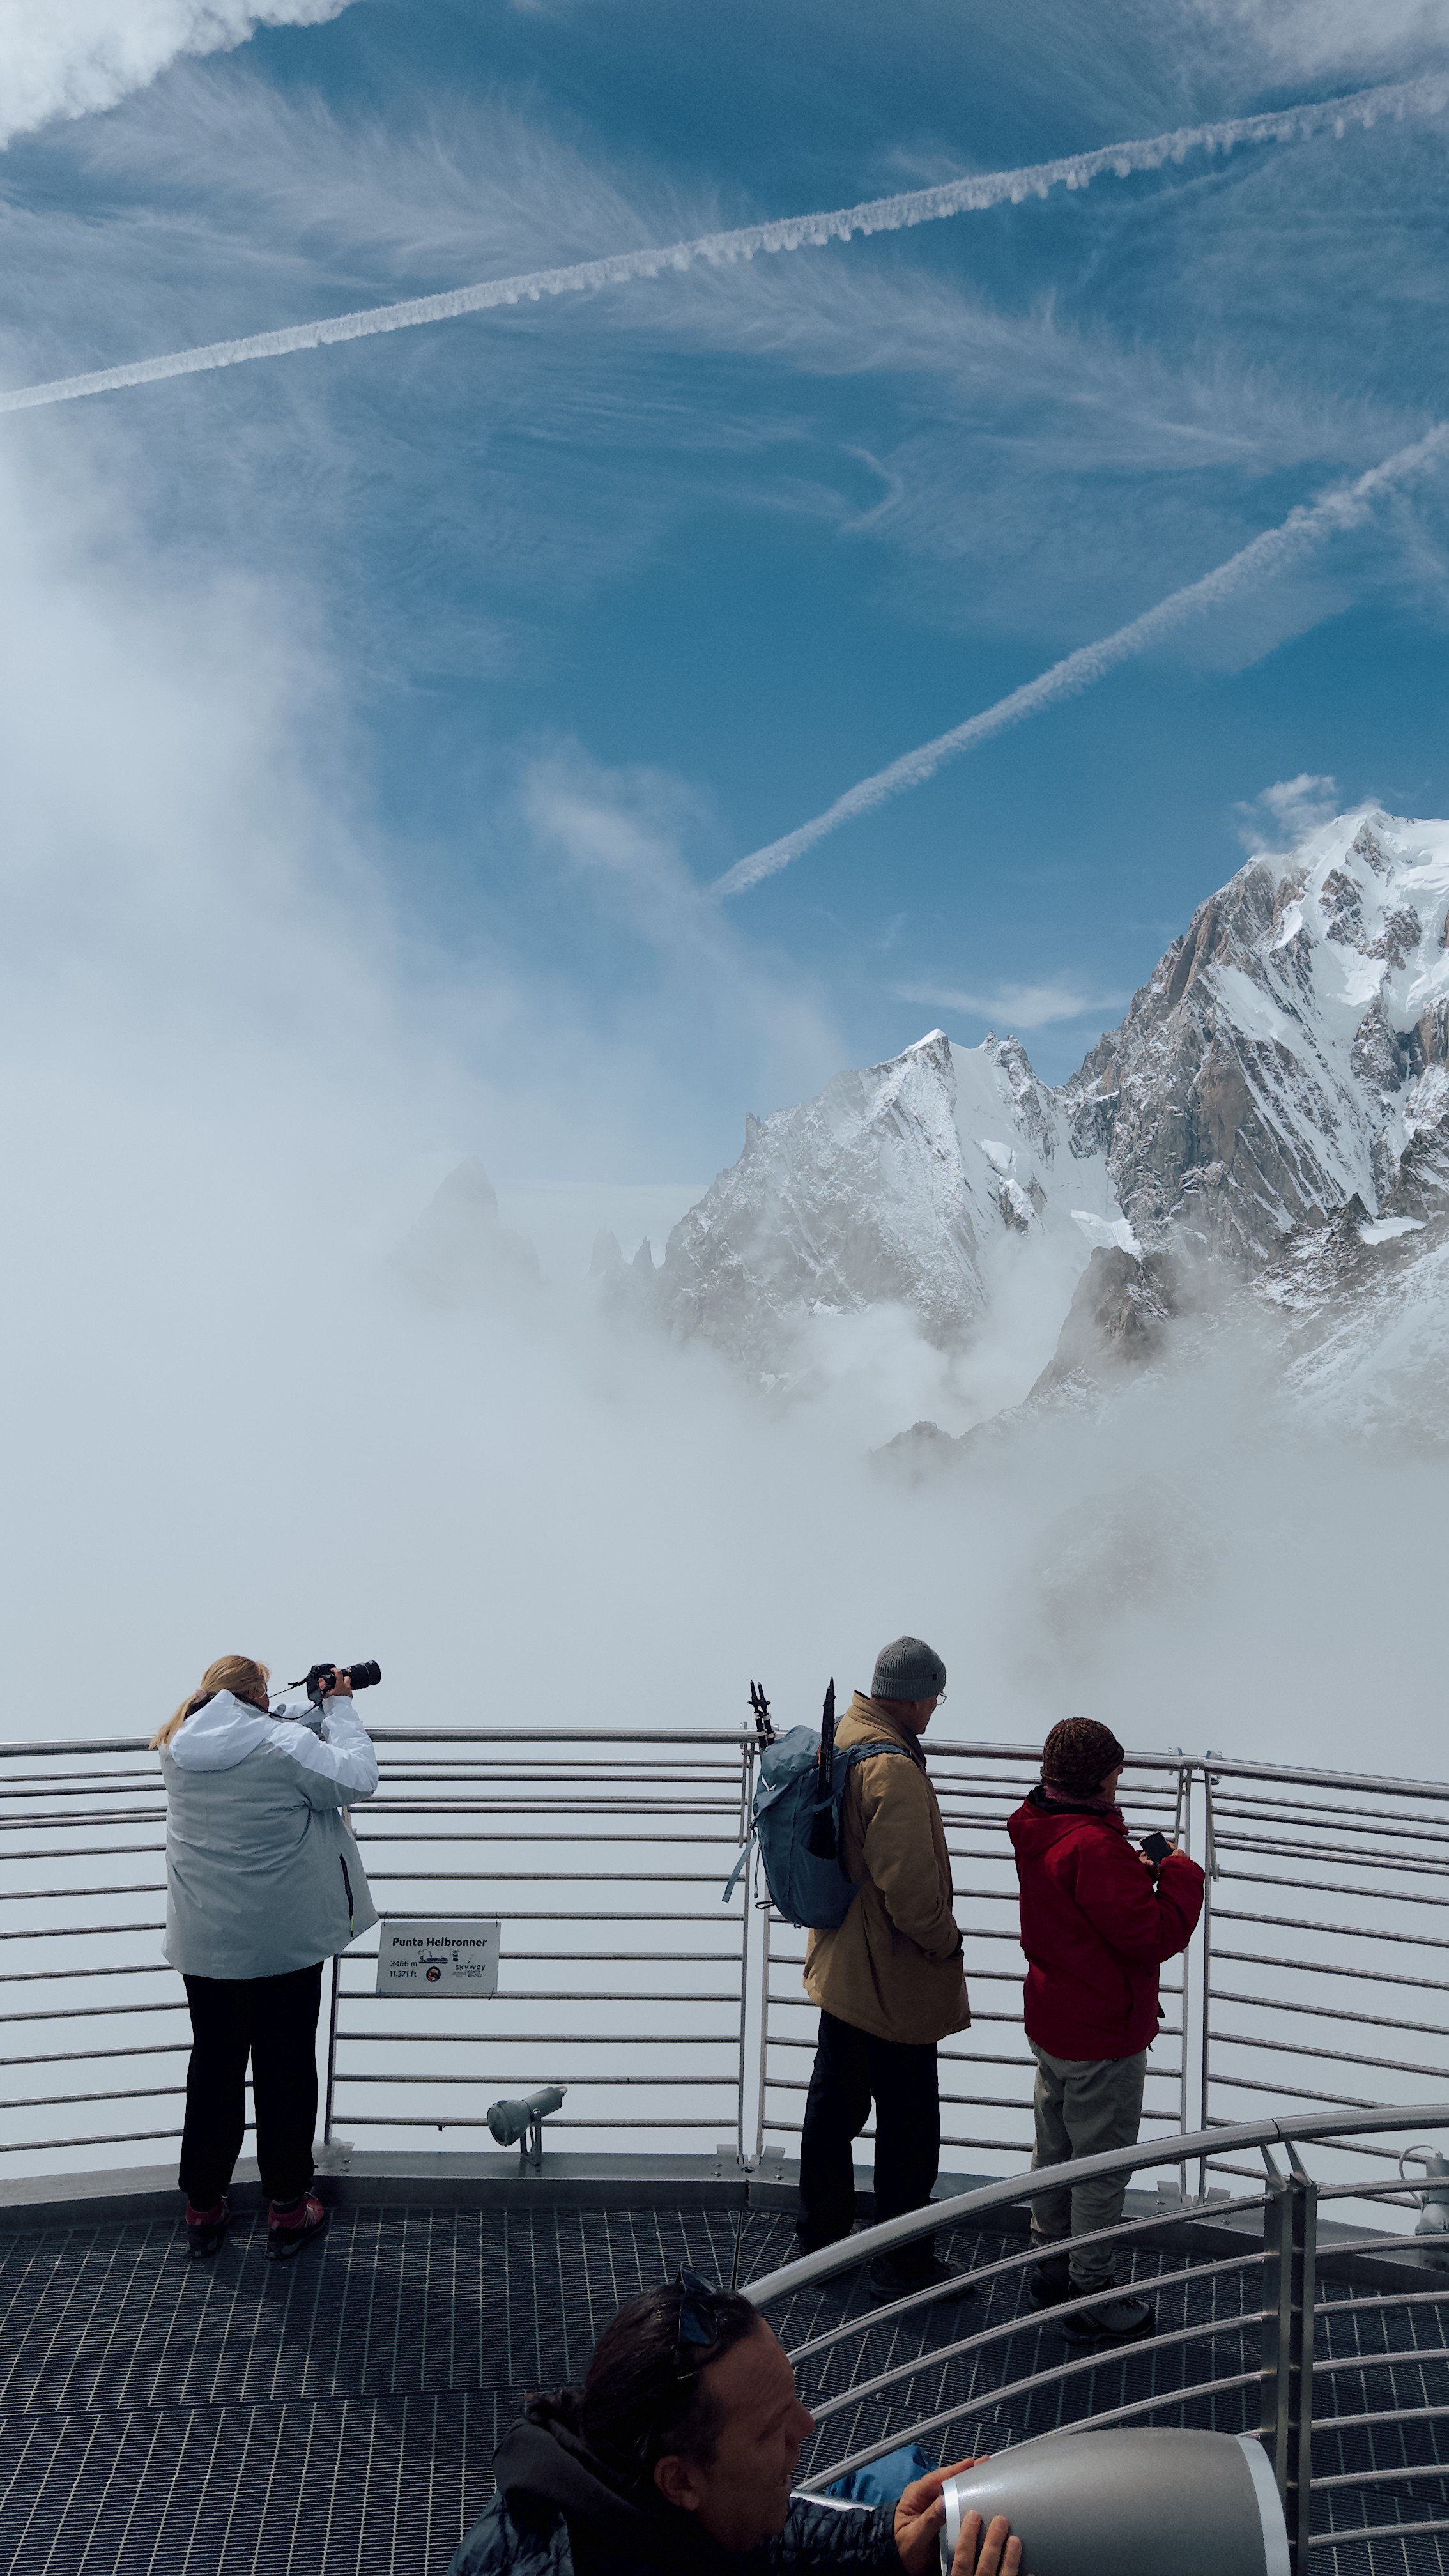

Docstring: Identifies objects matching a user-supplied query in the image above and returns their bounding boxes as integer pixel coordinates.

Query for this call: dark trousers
[797,2008,940,2258]
[179,1962,324,2207]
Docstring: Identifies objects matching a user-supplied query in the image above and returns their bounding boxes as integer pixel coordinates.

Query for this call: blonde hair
[151,1655,270,1752]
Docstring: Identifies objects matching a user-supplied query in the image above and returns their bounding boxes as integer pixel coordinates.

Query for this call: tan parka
[802,1693,970,2046]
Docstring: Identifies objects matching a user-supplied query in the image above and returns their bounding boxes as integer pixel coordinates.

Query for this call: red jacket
[1008,1788,1206,2060]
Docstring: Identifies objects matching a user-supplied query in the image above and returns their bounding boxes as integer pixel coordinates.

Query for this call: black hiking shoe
[266,2191,328,2262]
[1061,2288,1154,2344]
[868,2253,970,2306]
[1027,2256,1075,2310]
[184,2197,231,2260]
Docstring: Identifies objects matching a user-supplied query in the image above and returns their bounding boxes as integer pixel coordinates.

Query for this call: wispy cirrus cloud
[893,976,1130,1031]
[0,0,353,151]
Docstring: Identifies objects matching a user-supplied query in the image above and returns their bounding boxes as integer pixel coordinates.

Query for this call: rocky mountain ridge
[656,805,1449,1392]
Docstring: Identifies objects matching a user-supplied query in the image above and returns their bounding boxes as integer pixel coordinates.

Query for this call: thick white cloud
[0,0,352,150]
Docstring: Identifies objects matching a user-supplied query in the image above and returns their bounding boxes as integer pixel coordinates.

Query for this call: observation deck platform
[4,2159,1448,2576]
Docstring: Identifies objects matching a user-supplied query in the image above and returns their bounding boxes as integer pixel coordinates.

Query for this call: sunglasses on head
[674,2267,724,2372]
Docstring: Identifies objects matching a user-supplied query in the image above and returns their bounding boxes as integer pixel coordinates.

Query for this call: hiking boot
[1061,2289,1154,2343]
[266,2191,328,2263]
[184,2197,231,2260]
[1027,2256,1075,2310]
[868,2253,970,2306]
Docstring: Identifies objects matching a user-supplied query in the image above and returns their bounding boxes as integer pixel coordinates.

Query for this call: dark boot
[1027,2252,1074,2310]
[1061,2287,1154,2343]
[266,2191,328,2263]
[868,2251,970,2305]
[184,2196,231,2260]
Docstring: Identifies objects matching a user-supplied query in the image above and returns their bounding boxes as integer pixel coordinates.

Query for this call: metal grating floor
[2,2201,1447,2576]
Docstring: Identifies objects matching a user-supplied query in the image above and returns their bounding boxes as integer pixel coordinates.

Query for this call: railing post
[735,1738,769,2167]
[1261,2165,1316,2575]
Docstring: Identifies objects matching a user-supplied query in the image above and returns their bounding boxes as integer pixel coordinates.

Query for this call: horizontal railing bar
[0,1887,164,1903]
[1316,2290,1449,2318]
[341,1993,744,2012]
[799,2366,1269,2492]
[345,2115,728,2130]
[1212,1790,1449,1832]
[1314,2346,1449,2375]
[0,1923,166,1942]
[786,2197,1269,2363]
[0,2126,187,2152]
[1305,2520,1449,2550]
[378,1951,739,1964]
[1211,1950,1449,1997]
[0,2084,187,2109]
[0,1828,166,1844]
[1206,2073,1393,2113]
[1312,2463,1449,2491]
[746,2104,1449,2301]
[1212,1910,1449,1954]
[0,1963,177,1984]
[0,2043,192,2068]
[1207,1989,1449,2043]
[344,1912,742,1926]
[802,2264,1268,2423]
[1312,2404,1449,2433]
[0,2000,188,2024]
[357,1871,737,1884]
[1208,2029,1446,2083]
[1215,1839,1449,1883]
[793,2318,1258,2452]
[353,1827,743,1841]
[332,2072,737,2088]
[337,2029,741,2048]
[1218,1870,1449,1911]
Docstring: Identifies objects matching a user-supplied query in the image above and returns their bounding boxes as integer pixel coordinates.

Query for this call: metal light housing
[939,2430,1289,2576]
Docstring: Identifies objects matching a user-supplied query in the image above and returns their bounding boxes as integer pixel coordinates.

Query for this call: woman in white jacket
[152,1653,379,2260]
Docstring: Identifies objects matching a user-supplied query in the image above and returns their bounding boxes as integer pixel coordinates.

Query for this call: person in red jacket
[1008,1716,1204,2347]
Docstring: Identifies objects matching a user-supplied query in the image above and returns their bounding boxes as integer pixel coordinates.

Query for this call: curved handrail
[742,2099,1449,2305]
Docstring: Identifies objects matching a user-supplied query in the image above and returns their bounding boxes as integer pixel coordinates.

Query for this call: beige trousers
[1028,2041,1147,2287]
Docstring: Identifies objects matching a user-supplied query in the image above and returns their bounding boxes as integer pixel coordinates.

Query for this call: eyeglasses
[674,2266,723,2372]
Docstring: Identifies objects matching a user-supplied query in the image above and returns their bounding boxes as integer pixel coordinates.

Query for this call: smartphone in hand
[1139,1830,1174,1865]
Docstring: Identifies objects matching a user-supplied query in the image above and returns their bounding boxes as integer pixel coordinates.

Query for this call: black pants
[179,1962,323,2207]
[797,2008,940,2260]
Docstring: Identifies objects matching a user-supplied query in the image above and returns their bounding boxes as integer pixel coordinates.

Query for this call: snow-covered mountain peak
[651,806,1449,1388]
[1066,806,1449,1262]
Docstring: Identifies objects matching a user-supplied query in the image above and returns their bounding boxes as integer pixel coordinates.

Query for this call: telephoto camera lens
[344,1661,381,1691]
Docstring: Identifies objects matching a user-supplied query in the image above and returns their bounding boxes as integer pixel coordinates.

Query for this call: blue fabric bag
[826,2443,932,2506]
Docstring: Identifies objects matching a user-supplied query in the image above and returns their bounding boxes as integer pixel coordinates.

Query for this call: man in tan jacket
[797,1635,969,2300]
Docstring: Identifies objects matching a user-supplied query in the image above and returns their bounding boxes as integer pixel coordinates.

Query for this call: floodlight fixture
[487,2084,567,2165]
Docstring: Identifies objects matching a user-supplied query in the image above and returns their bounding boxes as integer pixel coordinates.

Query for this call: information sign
[376,1919,501,1995]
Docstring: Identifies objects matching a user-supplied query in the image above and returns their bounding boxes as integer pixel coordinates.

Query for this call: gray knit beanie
[871,1636,947,1703]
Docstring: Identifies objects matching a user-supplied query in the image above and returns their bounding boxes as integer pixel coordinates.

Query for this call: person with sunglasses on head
[448,2269,1023,2576]
[797,1637,970,2303]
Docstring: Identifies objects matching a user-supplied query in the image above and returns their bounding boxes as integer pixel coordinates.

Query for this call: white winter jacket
[160,1690,380,1981]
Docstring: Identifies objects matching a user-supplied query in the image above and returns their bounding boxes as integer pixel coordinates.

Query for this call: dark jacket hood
[494,2394,725,2575]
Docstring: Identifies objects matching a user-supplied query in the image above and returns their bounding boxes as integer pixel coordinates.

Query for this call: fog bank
[0,441,1443,1775]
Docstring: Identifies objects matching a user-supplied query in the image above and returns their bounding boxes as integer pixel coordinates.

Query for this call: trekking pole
[806,1679,838,1858]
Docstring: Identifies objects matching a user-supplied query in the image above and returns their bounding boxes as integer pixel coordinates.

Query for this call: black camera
[297,1660,381,1704]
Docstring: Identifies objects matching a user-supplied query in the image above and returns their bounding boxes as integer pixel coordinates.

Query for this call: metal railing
[0,1730,1447,2197]
[744,2104,1449,2576]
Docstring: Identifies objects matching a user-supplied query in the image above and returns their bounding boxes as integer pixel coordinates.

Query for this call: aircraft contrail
[714,420,1449,898]
[0,73,1443,415]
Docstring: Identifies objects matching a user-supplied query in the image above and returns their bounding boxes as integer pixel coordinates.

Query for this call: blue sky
[4,0,1449,1188]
